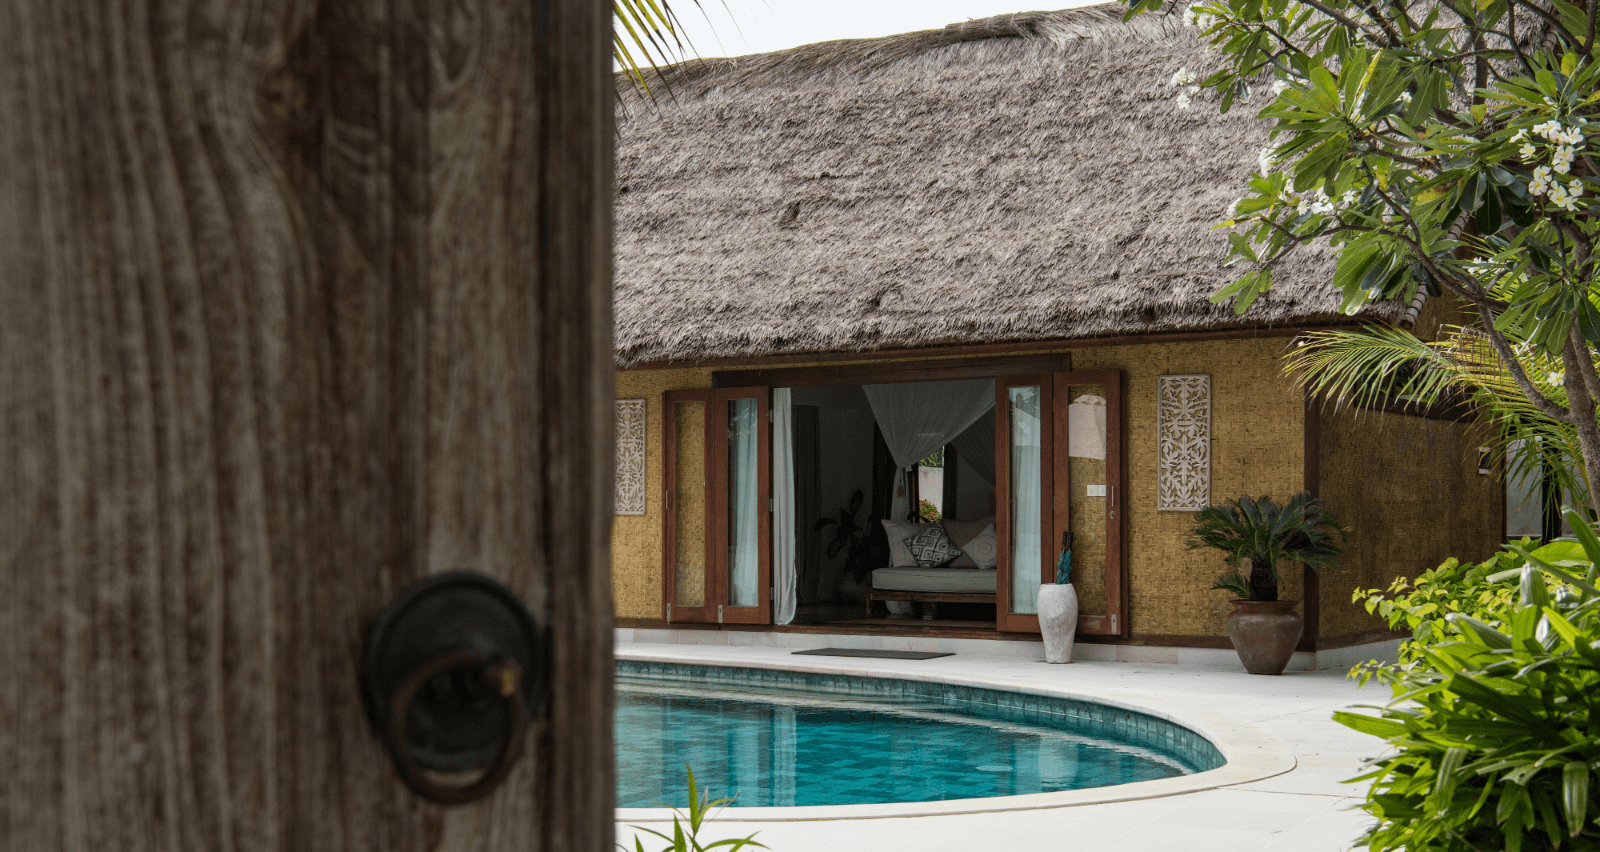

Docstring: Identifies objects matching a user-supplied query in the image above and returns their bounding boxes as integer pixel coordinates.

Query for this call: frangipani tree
[1121,0,1600,511]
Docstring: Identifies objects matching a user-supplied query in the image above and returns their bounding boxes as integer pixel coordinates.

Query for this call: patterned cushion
[945,517,996,567]
[881,519,923,567]
[904,524,962,568]
[962,524,999,569]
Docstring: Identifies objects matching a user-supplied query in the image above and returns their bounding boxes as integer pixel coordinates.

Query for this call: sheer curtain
[862,379,996,519]
[727,399,761,607]
[770,388,797,624]
[1009,387,1042,615]
[950,413,996,485]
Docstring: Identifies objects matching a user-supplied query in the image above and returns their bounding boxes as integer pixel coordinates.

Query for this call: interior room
[783,380,1000,630]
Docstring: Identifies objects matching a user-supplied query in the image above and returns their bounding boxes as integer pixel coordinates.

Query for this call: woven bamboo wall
[1316,407,1503,640]
[612,367,713,618]
[1073,339,1305,638]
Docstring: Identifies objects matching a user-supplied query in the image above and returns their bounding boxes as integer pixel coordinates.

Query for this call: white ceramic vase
[1036,583,1079,664]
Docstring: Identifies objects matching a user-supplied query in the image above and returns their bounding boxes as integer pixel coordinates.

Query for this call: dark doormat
[791,648,952,660]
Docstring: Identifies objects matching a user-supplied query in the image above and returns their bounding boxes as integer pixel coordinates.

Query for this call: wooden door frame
[710,386,772,625]
[662,389,716,623]
[995,375,1055,633]
[1054,370,1126,637]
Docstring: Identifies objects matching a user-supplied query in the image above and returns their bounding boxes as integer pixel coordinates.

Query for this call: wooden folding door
[662,387,772,624]
[995,371,1125,636]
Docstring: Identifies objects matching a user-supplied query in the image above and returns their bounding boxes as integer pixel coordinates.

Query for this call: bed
[865,567,997,618]
[866,517,999,619]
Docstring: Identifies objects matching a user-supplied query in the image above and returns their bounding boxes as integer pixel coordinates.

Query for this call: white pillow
[946,517,996,568]
[881,519,923,567]
[963,524,999,569]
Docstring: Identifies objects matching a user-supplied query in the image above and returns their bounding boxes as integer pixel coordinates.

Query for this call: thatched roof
[613,4,1394,368]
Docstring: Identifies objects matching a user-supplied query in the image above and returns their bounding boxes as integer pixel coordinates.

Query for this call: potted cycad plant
[1188,493,1344,675]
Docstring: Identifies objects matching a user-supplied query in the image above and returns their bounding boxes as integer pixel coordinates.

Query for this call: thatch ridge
[614,4,1394,368]
[619,6,1181,99]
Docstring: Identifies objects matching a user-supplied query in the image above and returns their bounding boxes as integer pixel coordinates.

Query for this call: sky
[659,0,1105,60]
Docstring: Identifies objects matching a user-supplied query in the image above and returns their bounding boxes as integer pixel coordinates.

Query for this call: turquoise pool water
[615,662,1223,808]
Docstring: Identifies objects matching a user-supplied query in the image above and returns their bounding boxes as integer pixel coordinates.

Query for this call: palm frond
[1285,325,1594,516]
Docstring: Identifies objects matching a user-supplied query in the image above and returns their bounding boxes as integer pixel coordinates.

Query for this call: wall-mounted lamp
[359,572,545,805]
[1478,446,1492,476]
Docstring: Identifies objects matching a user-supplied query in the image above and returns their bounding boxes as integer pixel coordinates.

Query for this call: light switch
[1086,484,1107,497]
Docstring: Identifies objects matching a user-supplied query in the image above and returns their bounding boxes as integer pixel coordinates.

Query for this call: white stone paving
[615,642,1387,852]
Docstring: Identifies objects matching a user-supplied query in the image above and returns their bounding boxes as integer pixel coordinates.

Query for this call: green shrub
[1352,546,1526,665]
[1337,511,1600,852]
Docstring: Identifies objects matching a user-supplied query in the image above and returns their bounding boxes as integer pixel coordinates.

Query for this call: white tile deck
[615,641,1388,852]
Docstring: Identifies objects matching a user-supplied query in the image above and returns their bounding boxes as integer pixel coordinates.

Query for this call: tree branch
[1478,302,1576,422]
[1586,0,1598,54]
[1297,0,1395,45]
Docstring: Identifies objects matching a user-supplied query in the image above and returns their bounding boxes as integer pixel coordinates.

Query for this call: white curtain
[950,413,997,485]
[728,399,761,607]
[1009,387,1042,615]
[862,379,996,519]
[770,388,797,624]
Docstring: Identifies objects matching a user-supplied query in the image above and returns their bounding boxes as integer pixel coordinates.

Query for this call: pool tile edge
[614,648,1298,823]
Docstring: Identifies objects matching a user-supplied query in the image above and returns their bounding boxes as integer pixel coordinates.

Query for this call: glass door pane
[1008,385,1044,616]
[727,398,761,607]
[672,398,708,612]
[1053,370,1123,636]
[1064,385,1108,617]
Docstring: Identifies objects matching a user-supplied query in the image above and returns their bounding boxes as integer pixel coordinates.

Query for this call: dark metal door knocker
[359,571,544,805]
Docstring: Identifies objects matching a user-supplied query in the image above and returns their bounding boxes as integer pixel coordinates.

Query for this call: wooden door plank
[1,1,614,848]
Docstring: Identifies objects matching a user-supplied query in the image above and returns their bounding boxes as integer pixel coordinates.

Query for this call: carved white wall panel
[615,399,647,515]
[1157,375,1211,511]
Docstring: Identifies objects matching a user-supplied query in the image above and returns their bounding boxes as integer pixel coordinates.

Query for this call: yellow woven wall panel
[1317,408,1502,639]
[611,367,714,619]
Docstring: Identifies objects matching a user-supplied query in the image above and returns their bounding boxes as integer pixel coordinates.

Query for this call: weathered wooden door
[0,1,614,850]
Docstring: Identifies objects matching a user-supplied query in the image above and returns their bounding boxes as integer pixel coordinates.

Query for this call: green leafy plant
[1353,546,1526,665]
[917,498,941,522]
[624,766,766,852]
[814,489,887,584]
[1187,492,1345,601]
[1336,509,1600,851]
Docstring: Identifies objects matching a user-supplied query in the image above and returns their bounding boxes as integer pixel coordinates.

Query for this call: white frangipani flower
[1175,91,1193,109]
[1271,79,1290,96]
[1554,144,1576,174]
[1520,143,1538,159]
[1530,165,1554,196]
[1397,91,1412,104]
[1183,6,1219,29]
[1296,187,1334,216]
[1258,146,1276,174]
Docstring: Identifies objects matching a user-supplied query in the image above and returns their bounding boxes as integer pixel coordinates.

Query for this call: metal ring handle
[389,650,527,805]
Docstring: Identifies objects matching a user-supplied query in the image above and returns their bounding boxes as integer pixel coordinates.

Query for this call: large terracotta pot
[1037,584,1079,664]
[1225,600,1303,675]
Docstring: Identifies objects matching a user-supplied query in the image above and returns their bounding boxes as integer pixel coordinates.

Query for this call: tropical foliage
[1336,510,1600,851]
[624,766,766,852]
[615,0,700,90]
[1120,0,1600,512]
[1353,546,1526,664]
[1187,492,1345,601]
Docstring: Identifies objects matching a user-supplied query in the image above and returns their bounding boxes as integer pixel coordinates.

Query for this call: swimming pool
[615,661,1224,809]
